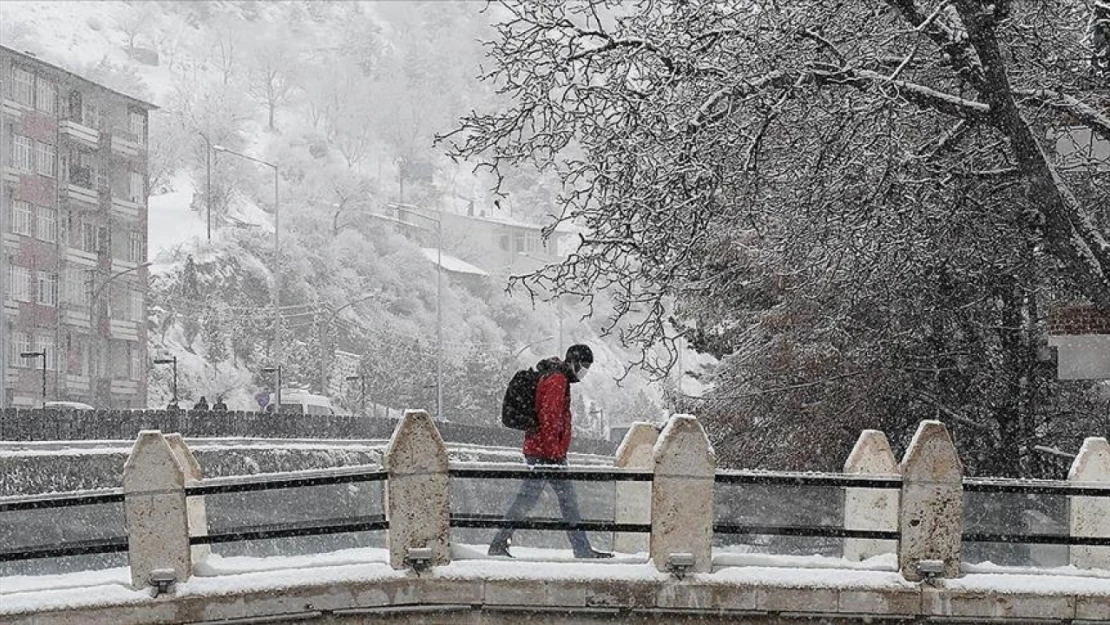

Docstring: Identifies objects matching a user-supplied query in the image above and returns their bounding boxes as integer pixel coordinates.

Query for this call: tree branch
[1013,88,1110,145]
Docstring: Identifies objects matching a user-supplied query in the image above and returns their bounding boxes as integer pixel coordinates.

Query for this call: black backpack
[501,367,542,431]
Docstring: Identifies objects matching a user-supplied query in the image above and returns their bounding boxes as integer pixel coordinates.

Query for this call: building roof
[420,248,489,277]
[1,44,159,110]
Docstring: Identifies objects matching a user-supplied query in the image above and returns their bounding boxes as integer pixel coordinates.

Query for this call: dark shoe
[488,543,513,558]
[576,549,613,559]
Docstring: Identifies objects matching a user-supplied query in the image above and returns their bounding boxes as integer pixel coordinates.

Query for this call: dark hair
[565,344,593,365]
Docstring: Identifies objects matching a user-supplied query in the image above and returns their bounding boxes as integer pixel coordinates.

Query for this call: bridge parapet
[1,416,1108,624]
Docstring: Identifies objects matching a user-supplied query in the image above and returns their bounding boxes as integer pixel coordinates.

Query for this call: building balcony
[111,196,141,219]
[2,166,21,185]
[66,374,90,393]
[65,183,99,207]
[110,258,140,274]
[109,319,140,341]
[62,308,92,330]
[111,134,141,157]
[109,379,139,395]
[2,98,29,118]
[60,120,100,148]
[65,247,98,267]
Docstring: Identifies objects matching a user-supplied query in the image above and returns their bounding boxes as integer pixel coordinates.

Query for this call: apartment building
[1,46,156,408]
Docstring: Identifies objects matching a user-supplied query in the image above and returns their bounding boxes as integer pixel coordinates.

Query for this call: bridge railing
[0,412,1106,592]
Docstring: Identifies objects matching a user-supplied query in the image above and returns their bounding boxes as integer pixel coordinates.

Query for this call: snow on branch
[1014,89,1110,145]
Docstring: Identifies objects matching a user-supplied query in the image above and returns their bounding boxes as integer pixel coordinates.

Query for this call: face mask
[574,363,590,381]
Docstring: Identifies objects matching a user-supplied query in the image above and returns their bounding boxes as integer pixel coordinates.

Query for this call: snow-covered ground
[3,546,1108,615]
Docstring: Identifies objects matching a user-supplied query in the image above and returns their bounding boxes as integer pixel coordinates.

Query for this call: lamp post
[20,350,46,405]
[153,356,178,406]
[213,145,281,373]
[88,261,152,404]
[345,374,366,416]
[514,335,555,360]
[200,133,212,241]
[318,291,380,394]
[262,366,282,412]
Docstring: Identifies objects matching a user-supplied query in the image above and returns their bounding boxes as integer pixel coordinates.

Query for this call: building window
[12,67,34,107]
[128,231,144,262]
[128,110,146,145]
[129,289,143,322]
[36,206,57,242]
[10,200,33,236]
[64,268,90,307]
[80,222,99,253]
[12,134,34,171]
[128,170,144,202]
[35,141,56,177]
[36,79,56,115]
[8,264,31,302]
[37,271,58,306]
[68,149,97,189]
[128,342,141,380]
[10,331,31,367]
[82,100,100,129]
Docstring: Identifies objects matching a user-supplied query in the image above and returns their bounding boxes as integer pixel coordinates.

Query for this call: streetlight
[370,207,443,420]
[88,261,153,403]
[20,350,46,405]
[213,145,281,374]
[345,374,366,416]
[514,335,555,359]
[318,291,381,393]
[153,356,178,406]
[262,366,282,413]
[199,132,212,241]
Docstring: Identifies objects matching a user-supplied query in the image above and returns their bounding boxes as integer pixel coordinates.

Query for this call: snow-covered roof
[420,248,489,277]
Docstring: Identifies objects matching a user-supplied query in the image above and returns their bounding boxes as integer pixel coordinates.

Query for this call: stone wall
[0,408,615,455]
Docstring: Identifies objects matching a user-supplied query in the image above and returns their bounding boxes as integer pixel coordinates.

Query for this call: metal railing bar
[449,467,654,482]
[192,514,388,545]
[962,479,1110,497]
[187,466,387,496]
[712,523,900,540]
[450,513,651,533]
[0,488,125,512]
[714,471,902,488]
[0,536,129,562]
[962,532,1110,546]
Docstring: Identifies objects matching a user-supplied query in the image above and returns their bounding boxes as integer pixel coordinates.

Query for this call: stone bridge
[1,413,1107,625]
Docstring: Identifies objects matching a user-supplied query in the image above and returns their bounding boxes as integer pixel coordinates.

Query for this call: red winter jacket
[522,361,573,461]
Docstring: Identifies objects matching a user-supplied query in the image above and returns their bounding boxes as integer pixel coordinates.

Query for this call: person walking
[212,396,228,411]
[193,396,209,411]
[488,344,612,559]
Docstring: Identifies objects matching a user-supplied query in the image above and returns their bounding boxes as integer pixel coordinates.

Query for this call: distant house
[379,203,570,279]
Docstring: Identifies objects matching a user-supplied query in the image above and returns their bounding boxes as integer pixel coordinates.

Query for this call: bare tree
[446,0,1110,474]
[245,31,301,131]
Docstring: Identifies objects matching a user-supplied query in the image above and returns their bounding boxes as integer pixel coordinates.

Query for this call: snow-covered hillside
[0,0,684,422]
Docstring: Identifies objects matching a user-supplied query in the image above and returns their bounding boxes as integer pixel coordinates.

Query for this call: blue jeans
[490,456,593,556]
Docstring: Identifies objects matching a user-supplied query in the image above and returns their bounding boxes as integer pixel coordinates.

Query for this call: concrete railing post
[650,414,716,573]
[898,420,963,581]
[613,422,658,554]
[1068,437,1109,570]
[123,430,191,589]
[383,409,450,570]
[843,429,900,562]
[165,433,209,562]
